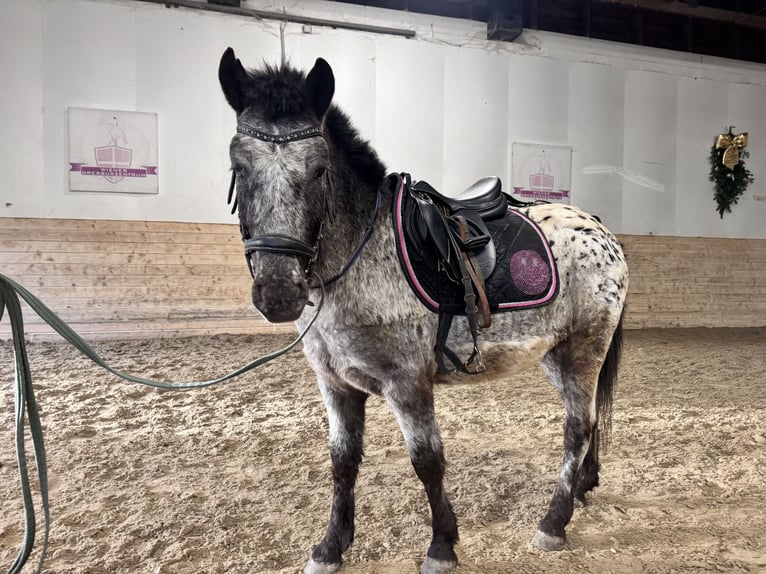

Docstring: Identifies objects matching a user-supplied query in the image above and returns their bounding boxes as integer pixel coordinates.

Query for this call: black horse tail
[597,308,625,452]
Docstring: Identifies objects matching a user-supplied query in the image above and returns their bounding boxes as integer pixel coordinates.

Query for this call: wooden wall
[0,218,290,340]
[620,234,766,329]
[0,218,764,340]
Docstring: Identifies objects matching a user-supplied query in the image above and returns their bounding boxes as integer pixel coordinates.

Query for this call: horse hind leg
[574,424,600,506]
[305,381,367,574]
[533,327,620,552]
[576,313,622,505]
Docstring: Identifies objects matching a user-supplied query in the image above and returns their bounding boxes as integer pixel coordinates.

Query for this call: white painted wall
[1,0,765,238]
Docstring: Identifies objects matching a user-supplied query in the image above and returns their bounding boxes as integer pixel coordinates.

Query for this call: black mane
[324,106,387,187]
[242,62,386,187]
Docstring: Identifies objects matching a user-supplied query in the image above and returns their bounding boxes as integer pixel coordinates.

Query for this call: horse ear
[219,47,248,113]
[304,58,334,119]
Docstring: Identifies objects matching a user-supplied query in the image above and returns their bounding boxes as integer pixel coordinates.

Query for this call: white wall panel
[675,77,728,236]
[374,37,445,186]
[0,0,43,217]
[134,9,277,223]
[622,70,677,235]
[42,1,137,218]
[285,24,377,144]
[568,62,625,230]
[508,55,569,146]
[1,0,765,238]
[507,55,569,209]
[723,82,766,235]
[443,49,509,194]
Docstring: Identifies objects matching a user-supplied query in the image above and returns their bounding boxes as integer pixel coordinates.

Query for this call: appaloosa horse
[218,48,628,574]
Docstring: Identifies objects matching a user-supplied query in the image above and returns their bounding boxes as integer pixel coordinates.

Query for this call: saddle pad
[393,175,559,315]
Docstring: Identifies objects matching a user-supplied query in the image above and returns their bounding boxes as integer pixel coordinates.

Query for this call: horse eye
[312,166,327,181]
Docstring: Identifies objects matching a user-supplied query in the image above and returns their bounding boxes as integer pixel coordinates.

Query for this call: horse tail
[596,307,624,452]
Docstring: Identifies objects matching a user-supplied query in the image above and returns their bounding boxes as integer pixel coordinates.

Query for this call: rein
[321,186,382,288]
[0,273,324,574]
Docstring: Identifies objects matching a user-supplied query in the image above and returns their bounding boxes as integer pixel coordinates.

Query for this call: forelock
[242,63,312,122]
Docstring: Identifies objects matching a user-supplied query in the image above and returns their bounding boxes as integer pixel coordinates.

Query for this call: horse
[218,48,628,574]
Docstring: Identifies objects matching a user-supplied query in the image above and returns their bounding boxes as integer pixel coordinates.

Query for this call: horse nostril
[251,272,309,323]
[251,279,263,302]
[289,268,307,289]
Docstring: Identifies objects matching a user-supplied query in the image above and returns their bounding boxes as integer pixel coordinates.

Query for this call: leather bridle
[228,121,381,288]
[228,122,330,282]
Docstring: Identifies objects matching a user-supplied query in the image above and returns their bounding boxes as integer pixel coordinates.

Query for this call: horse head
[219,48,335,323]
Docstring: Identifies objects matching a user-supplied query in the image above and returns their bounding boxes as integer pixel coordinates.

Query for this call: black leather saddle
[406,176,507,283]
[392,172,558,374]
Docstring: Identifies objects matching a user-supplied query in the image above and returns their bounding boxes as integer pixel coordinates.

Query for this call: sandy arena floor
[1,328,765,573]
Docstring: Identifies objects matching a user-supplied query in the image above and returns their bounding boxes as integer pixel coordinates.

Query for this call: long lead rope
[0,272,324,574]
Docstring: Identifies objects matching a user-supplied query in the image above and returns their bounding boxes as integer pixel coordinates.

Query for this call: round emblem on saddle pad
[510,250,550,295]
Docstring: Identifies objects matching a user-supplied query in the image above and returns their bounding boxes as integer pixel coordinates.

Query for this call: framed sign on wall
[68,108,158,194]
[511,142,571,203]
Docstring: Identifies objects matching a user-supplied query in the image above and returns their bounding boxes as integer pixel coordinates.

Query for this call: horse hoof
[420,556,458,574]
[532,530,566,551]
[304,558,341,574]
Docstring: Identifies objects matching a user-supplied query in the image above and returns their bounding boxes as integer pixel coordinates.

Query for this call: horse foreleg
[305,381,367,574]
[387,387,459,574]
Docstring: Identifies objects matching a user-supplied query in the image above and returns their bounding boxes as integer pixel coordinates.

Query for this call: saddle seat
[411,176,508,221]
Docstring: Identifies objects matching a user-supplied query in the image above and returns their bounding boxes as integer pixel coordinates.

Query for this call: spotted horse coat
[218,49,629,574]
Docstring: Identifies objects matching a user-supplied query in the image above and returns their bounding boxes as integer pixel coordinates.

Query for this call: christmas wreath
[709,129,754,218]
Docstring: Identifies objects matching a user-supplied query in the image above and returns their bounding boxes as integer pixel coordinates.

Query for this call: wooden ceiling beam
[594,0,766,31]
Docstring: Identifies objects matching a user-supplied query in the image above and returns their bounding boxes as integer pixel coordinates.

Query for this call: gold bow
[715,132,748,170]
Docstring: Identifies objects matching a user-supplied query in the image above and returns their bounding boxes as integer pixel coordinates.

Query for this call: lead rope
[0,272,325,574]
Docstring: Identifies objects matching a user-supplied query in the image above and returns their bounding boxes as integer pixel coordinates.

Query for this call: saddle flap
[413,196,453,264]
[410,191,496,281]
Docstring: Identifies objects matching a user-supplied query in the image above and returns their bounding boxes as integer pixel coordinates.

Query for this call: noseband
[228,121,381,288]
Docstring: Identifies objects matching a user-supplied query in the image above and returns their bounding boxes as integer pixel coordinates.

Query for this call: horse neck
[316,156,382,274]
[312,167,425,326]
[308,148,392,279]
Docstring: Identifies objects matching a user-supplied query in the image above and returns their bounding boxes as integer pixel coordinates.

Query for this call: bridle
[228,121,381,288]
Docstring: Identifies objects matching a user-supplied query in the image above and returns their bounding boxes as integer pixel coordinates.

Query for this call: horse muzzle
[250,256,309,323]
[242,234,317,323]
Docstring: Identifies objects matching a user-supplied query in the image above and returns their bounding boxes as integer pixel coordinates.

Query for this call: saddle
[406,177,505,277]
[393,173,558,374]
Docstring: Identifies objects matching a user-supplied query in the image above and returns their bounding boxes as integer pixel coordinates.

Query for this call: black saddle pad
[392,174,559,315]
